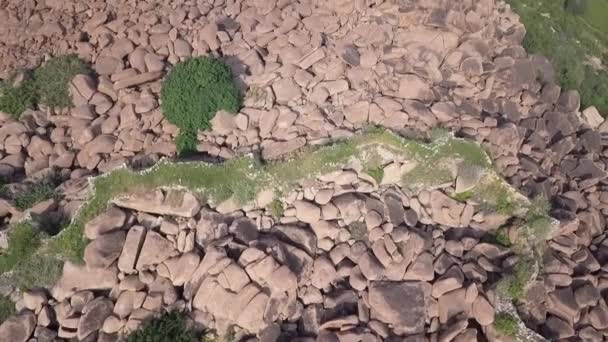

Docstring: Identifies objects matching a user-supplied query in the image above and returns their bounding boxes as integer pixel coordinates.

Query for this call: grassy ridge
[50,131,493,261]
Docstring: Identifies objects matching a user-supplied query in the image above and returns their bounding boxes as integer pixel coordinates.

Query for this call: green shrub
[0,295,15,324]
[497,257,535,300]
[0,55,89,118]
[0,222,40,274]
[13,177,61,210]
[365,166,384,184]
[269,198,284,218]
[161,57,242,155]
[0,76,37,119]
[494,312,518,336]
[33,55,89,109]
[128,311,197,342]
[565,0,588,15]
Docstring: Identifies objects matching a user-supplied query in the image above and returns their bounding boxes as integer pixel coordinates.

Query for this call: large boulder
[77,298,114,340]
[368,281,426,335]
[52,262,118,301]
[84,231,126,268]
[113,189,200,218]
[0,312,36,342]
[135,231,178,270]
[84,206,127,240]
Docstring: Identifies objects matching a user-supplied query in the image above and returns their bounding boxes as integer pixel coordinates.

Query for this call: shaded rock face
[368,281,426,335]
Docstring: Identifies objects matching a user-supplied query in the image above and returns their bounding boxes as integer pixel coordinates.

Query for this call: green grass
[484,228,512,247]
[402,136,491,190]
[365,166,384,184]
[34,55,89,109]
[127,311,197,342]
[0,295,15,324]
[509,0,608,114]
[494,312,518,337]
[0,222,40,274]
[0,55,89,118]
[269,198,284,218]
[13,178,61,211]
[8,253,63,290]
[451,190,474,202]
[582,0,608,34]
[0,75,37,118]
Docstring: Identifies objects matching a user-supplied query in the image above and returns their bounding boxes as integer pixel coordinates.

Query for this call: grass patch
[497,257,536,300]
[13,177,61,211]
[494,312,518,337]
[161,57,242,155]
[127,311,197,342]
[0,74,37,118]
[0,294,15,324]
[451,190,474,202]
[0,55,89,118]
[508,0,608,114]
[33,55,89,109]
[402,137,491,190]
[8,253,63,290]
[484,228,512,247]
[365,166,384,184]
[0,222,40,274]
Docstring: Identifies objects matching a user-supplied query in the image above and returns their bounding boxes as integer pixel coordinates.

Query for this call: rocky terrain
[0,0,607,341]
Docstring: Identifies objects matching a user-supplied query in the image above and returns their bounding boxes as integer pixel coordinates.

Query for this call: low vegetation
[494,312,519,337]
[497,256,536,300]
[0,222,40,274]
[269,198,284,218]
[7,252,63,290]
[160,57,242,155]
[13,176,62,211]
[0,294,15,324]
[0,55,89,118]
[348,221,367,241]
[127,311,197,342]
[364,166,384,184]
[508,0,608,115]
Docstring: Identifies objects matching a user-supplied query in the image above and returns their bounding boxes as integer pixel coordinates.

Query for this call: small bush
[269,198,284,218]
[13,177,61,210]
[34,55,89,109]
[365,166,384,184]
[497,257,535,300]
[451,190,474,202]
[565,0,588,15]
[128,311,197,342]
[161,57,242,155]
[494,312,518,336]
[0,222,40,274]
[0,76,37,118]
[0,55,89,118]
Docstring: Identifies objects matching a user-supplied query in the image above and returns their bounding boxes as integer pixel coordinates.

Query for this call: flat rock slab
[113,189,200,217]
[368,281,426,335]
